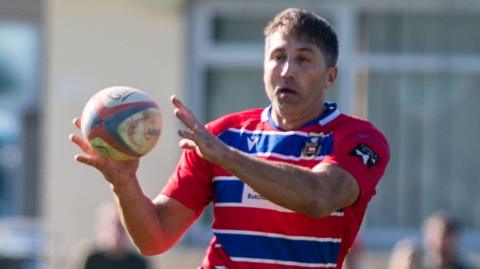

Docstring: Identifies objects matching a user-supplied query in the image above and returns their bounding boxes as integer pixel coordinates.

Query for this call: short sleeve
[322,127,390,203]
[161,149,214,217]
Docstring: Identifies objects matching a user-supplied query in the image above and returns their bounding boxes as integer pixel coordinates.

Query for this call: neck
[271,103,326,130]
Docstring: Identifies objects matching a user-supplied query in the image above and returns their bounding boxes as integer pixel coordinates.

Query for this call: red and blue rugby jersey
[162,102,390,269]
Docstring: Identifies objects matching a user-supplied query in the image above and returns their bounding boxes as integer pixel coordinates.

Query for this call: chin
[274,102,300,117]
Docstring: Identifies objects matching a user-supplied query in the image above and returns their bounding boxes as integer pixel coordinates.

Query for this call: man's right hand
[70,117,196,255]
[69,117,139,188]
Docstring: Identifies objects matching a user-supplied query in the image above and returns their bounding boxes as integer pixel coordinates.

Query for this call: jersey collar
[261,101,340,129]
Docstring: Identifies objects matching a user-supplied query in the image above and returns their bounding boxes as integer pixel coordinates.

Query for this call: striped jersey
[162,102,390,269]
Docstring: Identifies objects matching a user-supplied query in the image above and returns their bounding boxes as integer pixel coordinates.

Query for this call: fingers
[71,134,106,170]
[178,129,192,139]
[170,95,186,110]
[74,154,101,169]
[70,117,107,171]
[70,117,96,155]
[179,139,197,150]
[170,95,200,132]
[73,117,81,129]
[69,133,96,155]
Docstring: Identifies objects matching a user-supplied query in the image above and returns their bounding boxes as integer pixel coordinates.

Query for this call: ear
[325,67,338,89]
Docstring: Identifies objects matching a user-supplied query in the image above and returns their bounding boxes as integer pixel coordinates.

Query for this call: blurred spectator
[422,211,474,269]
[343,236,366,269]
[70,203,149,269]
[388,239,421,269]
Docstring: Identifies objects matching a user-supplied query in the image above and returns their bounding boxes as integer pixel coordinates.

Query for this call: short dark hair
[264,8,339,68]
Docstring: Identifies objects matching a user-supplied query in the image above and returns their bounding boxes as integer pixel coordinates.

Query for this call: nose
[280,59,295,79]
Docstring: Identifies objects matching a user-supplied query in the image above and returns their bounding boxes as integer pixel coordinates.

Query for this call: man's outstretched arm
[70,118,196,255]
[171,96,359,218]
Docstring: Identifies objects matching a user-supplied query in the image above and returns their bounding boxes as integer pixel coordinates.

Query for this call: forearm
[171,96,358,217]
[219,148,344,217]
[71,111,195,255]
[111,179,169,255]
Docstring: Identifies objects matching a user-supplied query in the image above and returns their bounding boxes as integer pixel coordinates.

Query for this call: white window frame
[186,0,480,250]
[187,1,359,121]
[354,8,480,250]
[186,0,360,245]
[0,21,40,217]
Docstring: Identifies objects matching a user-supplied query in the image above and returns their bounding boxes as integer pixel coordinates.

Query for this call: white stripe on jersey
[230,257,337,268]
[212,177,344,217]
[253,151,325,161]
[319,109,341,126]
[227,127,314,137]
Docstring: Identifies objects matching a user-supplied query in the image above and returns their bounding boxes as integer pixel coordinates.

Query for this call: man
[422,211,474,269]
[70,8,390,268]
[75,203,149,269]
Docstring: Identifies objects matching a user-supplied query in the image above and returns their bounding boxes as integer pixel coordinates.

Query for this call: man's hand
[171,95,231,165]
[70,116,197,255]
[69,118,139,188]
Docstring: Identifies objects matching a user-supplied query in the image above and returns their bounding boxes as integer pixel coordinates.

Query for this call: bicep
[312,162,360,212]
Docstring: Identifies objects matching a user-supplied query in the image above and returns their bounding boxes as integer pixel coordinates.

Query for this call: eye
[271,52,286,62]
[297,55,311,64]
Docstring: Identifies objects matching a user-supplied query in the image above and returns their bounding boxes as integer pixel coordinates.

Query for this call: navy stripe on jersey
[218,129,333,160]
[213,176,344,216]
[214,179,244,203]
[214,229,341,267]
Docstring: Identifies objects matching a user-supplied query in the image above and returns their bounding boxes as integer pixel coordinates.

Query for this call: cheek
[263,63,279,84]
[264,58,284,74]
[301,73,323,89]
[317,73,330,87]
[263,69,273,98]
[263,68,271,86]
[264,62,275,76]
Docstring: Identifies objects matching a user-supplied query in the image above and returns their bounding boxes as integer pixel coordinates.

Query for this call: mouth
[276,86,299,97]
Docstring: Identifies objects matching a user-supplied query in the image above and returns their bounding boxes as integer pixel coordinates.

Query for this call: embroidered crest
[350,144,379,169]
[302,136,322,158]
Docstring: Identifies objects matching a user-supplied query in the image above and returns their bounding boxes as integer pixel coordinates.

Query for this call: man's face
[263,31,337,121]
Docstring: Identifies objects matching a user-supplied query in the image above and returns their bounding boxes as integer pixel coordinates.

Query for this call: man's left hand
[171,95,231,165]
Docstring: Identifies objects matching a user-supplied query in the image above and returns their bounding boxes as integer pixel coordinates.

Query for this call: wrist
[217,146,240,170]
[111,176,141,198]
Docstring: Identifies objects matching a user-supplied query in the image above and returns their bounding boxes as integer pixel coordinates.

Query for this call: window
[360,13,480,54]
[188,0,480,249]
[359,12,480,234]
[0,111,21,215]
[188,2,340,122]
[186,0,344,244]
[0,22,41,217]
[0,23,39,109]
[0,1,47,267]
[205,67,267,121]
[366,72,480,228]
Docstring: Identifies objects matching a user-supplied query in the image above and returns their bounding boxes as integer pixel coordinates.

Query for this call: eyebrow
[296,47,316,53]
[270,47,315,54]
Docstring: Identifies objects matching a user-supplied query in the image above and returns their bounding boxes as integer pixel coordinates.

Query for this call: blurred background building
[1,0,479,268]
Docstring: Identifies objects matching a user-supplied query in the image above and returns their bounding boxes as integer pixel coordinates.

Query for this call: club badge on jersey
[301,136,322,158]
